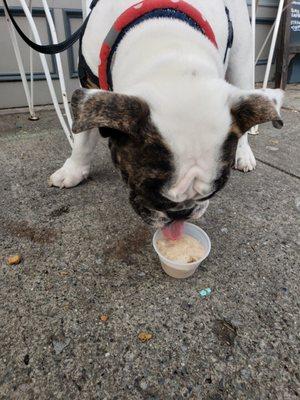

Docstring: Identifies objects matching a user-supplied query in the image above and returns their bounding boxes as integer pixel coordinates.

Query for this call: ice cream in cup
[153,222,211,279]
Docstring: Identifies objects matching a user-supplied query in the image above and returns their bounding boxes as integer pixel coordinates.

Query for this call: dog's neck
[111,18,224,96]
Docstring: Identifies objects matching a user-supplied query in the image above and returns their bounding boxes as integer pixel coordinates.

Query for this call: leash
[224,6,234,64]
[2,0,99,54]
[4,0,233,70]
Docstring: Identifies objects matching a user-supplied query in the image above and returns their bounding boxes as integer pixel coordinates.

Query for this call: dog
[49,0,283,227]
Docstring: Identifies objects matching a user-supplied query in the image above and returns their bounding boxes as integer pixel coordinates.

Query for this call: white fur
[49,128,99,188]
[82,0,229,77]
[235,133,256,172]
[50,0,283,205]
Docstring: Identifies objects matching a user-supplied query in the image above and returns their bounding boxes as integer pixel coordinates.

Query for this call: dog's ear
[71,88,150,135]
[229,88,284,135]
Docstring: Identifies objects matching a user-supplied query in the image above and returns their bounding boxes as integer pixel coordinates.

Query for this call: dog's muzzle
[151,200,209,228]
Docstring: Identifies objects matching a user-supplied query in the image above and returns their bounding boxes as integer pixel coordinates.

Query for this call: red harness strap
[99,0,218,91]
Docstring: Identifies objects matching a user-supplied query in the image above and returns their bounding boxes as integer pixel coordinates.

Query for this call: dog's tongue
[162,221,184,241]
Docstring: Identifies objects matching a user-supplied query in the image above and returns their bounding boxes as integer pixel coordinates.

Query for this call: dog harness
[98,0,233,91]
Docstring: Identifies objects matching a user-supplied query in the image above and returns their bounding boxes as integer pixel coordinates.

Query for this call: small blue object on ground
[199,288,212,298]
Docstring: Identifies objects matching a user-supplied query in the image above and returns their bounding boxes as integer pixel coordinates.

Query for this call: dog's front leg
[49,128,99,188]
[226,1,257,172]
[234,133,257,172]
[227,62,257,172]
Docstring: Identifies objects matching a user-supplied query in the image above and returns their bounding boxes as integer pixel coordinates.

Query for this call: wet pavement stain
[5,220,58,244]
[103,226,152,264]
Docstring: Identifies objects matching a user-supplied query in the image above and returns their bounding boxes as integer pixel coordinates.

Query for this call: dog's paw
[235,144,256,172]
[49,158,90,188]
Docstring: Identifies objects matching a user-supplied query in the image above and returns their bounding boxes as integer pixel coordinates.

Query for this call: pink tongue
[162,221,184,241]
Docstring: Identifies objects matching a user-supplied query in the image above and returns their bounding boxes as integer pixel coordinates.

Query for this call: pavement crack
[256,158,300,180]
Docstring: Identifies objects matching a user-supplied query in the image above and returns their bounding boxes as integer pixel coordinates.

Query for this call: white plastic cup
[153,222,211,279]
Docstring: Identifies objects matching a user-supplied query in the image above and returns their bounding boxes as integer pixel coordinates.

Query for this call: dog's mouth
[147,200,210,229]
[129,189,209,228]
[166,207,195,221]
[161,220,187,240]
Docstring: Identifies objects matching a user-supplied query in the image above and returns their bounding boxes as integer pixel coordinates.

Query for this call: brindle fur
[107,120,178,217]
[231,94,283,134]
[72,89,150,135]
[71,86,284,224]
[71,88,178,224]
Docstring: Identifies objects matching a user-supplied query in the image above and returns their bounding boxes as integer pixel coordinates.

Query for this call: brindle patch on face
[231,94,283,134]
[107,119,177,219]
[71,88,177,225]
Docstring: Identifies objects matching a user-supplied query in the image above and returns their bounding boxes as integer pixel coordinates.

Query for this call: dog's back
[81,0,243,79]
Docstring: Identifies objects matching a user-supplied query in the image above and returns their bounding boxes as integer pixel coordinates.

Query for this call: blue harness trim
[103,4,233,91]
[107,8,208,90]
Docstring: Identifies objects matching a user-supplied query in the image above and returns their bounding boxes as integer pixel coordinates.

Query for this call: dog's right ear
[71,88,150,135]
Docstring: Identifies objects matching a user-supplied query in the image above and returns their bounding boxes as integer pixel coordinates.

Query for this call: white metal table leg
[250,0,259,135]
[263,0,285,88]
[256,25,275,65]
[4,6,36,118]
[251,0,257,88]
[82,0,90,19]
[19,0,74,147]
[42,0,73,131]
[28,0,39,120]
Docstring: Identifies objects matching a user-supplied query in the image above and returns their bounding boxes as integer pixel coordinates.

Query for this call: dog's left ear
[229,88,284,135]
[71,88,150,135]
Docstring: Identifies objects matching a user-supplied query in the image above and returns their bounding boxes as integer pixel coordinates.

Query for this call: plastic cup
[153,222,211,279]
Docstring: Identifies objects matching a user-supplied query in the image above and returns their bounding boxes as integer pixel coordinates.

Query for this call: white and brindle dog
[50,0,284,227]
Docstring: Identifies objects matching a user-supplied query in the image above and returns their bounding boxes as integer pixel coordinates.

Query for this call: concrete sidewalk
[0,89,299,400]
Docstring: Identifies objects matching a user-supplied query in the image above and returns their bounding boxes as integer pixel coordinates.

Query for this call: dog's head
[71,83,283,227]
